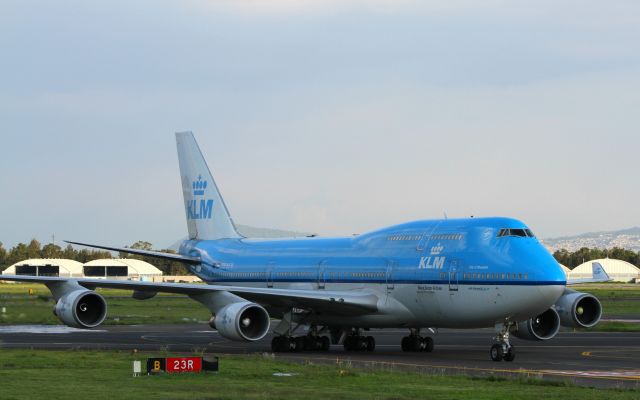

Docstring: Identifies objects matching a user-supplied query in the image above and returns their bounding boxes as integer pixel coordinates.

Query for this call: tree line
[552,247,640,269]
[0,239,187,276]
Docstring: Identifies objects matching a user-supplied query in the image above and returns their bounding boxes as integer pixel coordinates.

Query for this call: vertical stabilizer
[176,131,242,240]
[591,262,610,281]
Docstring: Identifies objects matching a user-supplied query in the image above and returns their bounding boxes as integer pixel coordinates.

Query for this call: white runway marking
[0,325,106,334]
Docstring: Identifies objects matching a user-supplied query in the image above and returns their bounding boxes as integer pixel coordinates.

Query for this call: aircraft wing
[0,275,379,315]
[566,262,612,285]
[64,240,202,265]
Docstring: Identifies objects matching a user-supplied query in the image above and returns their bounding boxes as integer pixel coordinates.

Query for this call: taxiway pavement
[0,324,638,389]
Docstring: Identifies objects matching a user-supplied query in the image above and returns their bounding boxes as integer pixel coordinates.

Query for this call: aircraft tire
[423,337,434,352]
[503,346,515,362]
[366,336,375,352]
[490,344,503,361]
[401,336,409,352]
[320,336,330,351]
[410,336,422,352]
[271,336,288,353]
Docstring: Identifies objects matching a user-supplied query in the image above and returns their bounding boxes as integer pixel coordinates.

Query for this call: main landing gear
[490,321,515,362]
[270,312,331,353]
[271,334,330,353]
[343,329,375,352]
[400,329,434,352]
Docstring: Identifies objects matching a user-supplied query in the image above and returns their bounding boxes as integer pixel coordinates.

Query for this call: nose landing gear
[490,321,515,362]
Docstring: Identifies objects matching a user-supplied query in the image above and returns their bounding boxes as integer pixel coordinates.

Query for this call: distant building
[2,258,163,281]
[569,258,640,283]
[82,259,163,281]
[2,259,84,278]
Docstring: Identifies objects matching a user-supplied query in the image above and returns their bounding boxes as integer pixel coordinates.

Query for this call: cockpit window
[497,228,534,238]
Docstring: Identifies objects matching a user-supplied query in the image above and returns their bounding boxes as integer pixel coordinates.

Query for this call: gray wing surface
[0,275,379,315]
[64,240,201,264]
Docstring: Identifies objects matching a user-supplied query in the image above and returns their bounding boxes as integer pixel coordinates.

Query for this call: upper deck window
[497,228,535,238]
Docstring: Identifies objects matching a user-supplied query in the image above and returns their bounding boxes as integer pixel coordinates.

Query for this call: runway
[0,324,638,389]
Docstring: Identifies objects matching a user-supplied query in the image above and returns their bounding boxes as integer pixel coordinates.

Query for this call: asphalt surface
[0,324,638,389]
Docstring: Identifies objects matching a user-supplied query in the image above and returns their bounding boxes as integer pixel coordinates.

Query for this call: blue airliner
[2,132,608,361]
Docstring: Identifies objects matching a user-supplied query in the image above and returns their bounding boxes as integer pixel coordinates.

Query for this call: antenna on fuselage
[443,211,448,220]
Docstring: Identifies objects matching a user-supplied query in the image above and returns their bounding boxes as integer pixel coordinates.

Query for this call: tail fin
[591,262,610,281]
[176,131,242,240]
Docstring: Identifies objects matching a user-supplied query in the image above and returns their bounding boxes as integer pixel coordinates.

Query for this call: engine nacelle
[213,302,270,342]
[512,308,561,341]
[53,290,107,329]
[554,290,602,328]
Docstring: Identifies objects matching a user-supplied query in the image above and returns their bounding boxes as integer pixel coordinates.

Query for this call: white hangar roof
[83,258,163,275]
[569,258,640,282]
[2,259,84,276]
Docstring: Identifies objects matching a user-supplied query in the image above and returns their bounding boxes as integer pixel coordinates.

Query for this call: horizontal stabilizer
[64,240,201,265]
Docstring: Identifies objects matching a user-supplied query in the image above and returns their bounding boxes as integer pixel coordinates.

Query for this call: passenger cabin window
[497,228,535,238]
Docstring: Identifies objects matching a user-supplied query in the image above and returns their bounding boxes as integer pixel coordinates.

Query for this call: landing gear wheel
[503,346,515,362]
[410,336,422,352]
[401,336,409,352]
[423,337,434,353]
[320,336,330,351]
[366,336,375,352]
[272,336,290,352]
[490,344,503,362]
[271,337,280,352]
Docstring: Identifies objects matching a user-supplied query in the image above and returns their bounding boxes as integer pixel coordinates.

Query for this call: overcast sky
[1,1,639,249]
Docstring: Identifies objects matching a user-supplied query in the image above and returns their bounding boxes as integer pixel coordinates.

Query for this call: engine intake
[512,308,560,341]
[213,302,270,342]
[54,290,107,328]
[554,290,602,328]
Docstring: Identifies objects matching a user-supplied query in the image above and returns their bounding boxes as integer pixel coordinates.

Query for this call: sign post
[146,356,218,374]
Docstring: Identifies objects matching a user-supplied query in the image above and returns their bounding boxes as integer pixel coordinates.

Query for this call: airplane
[1,131,608,362]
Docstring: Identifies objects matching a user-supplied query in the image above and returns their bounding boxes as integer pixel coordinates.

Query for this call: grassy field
[0,350,637,400]
[572,284,640,317]
[0,283,638,329]
[0,283,211,325]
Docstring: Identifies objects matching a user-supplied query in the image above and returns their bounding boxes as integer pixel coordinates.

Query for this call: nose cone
[545,258,568,284]
[533,246,567,305]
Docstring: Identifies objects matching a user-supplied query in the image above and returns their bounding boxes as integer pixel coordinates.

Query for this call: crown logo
[430,243,444,255]
[192,175,207,196]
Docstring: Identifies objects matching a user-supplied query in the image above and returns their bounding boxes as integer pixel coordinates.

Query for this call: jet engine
[554,290,602,328]
[213,302,270,341]
[53,290,107,328]
[512,308,560,341]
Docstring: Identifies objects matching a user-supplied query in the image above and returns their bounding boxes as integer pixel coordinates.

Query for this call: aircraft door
[386,260,397,292]
[317,260,327,290]
[448,259,459,292]
[267,262,275,288]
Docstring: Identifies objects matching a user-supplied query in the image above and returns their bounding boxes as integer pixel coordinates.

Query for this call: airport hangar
[2,258,163,281]
[568,258,640,283]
